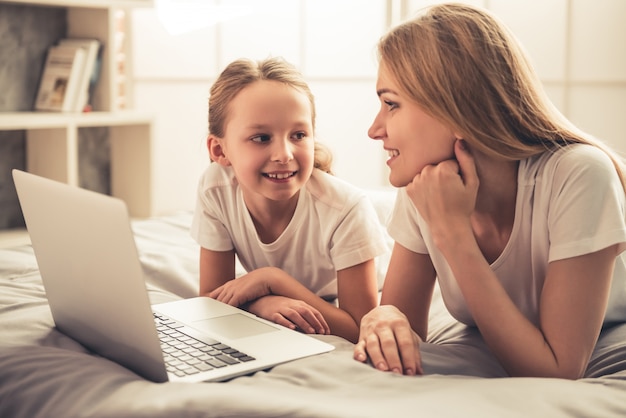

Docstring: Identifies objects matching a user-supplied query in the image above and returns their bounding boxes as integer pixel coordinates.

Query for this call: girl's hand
[353,305,423,376]
[209,267,275,306]
[247,295,330,335]
[406,139,479,242]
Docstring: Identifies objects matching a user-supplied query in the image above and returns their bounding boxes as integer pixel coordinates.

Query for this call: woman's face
[368,62,458,187]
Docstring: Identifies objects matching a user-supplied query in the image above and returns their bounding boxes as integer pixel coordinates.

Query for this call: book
[58,38,102,112]
[34,45,86,112]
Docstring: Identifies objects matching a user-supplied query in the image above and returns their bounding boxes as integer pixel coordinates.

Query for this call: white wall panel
[490,0,567,81]
[303,0,385,78]
[569,86,626,158]
[570,0,626,81]
[131,7,219,79]
[218,0,301,67]
[310,80,389,189]
[134,81,212,212]
[542,84,567,114]
[406,0,486,17]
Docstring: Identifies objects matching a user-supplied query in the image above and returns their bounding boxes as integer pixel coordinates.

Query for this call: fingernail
[391,367,401,374]
[377,362,388,371]
[404,368,414,376]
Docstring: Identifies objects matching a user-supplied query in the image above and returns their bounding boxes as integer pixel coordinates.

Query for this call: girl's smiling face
[210,80,315,204]
[368,62,458,187]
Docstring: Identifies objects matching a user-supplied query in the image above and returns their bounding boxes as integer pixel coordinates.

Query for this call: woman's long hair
[378,3,625,188]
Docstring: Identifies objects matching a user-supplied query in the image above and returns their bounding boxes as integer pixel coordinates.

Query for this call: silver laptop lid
[13,169,168,382]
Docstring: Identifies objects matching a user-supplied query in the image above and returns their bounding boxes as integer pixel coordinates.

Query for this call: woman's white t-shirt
[191,165,388,299]
[388,144,626,326]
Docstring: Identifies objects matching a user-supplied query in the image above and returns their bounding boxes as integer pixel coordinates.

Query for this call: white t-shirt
[191,164,388,299]
[388,144,626,326]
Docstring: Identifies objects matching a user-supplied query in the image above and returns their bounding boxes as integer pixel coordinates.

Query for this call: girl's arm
[353,243,436,375]
[200,247,331,335]
[209,259,379,343]
[199,247,236,296]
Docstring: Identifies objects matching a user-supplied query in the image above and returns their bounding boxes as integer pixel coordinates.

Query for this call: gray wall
[0,3,110,229]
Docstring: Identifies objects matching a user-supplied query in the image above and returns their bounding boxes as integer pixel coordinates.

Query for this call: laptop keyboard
[154,312,256,377]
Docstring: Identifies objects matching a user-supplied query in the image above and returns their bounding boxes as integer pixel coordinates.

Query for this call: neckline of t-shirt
[238,186,307,250]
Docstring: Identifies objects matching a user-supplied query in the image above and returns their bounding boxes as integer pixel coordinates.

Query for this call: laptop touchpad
[193,314,279,339]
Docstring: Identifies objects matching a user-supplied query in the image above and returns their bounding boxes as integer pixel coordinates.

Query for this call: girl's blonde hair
[208,57,333,174]
[378,3,625,188]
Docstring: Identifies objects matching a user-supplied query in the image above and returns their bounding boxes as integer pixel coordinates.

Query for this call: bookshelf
[0,0,154,217]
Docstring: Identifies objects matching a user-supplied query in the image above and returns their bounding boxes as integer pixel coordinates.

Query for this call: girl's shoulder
[198,164,238,191]
[305,169,368,211]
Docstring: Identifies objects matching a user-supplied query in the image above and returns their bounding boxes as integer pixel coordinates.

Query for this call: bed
[1,189,626,418]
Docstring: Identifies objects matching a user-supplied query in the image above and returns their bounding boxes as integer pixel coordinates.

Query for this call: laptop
[12,169,334,383]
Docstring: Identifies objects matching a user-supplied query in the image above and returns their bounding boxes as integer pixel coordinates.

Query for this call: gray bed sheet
[1,211,626,418]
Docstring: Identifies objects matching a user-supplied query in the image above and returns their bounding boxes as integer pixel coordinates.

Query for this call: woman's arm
[199,247,236,296]
[414,140,617,378]
[334,258,379,342]
[444,230,616,378]
[354,243,436,375]
[380,243,436,339]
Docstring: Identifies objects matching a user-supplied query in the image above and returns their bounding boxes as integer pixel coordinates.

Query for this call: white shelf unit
[1,112,152,217]
[0,0,154,217]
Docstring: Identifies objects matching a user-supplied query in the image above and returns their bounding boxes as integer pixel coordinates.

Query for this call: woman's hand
[353,305,423,376]
[406,139,478,243]
[247,295,330,335]
[209,267,277,306]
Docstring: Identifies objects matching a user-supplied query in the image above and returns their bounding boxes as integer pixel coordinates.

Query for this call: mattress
[1,210,625,418]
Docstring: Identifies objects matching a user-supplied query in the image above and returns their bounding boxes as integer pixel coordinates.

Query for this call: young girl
[191,57,387,343]
[354,3,626,378]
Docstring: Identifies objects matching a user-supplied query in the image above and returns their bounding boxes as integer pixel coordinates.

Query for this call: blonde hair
[378,3,625,188]
[208,57,333,174]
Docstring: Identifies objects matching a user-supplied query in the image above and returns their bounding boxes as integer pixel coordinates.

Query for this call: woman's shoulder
[522,143,615,183]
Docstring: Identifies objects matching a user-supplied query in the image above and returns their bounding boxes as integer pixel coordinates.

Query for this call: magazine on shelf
[34,45,86,112]
[58,38,102,112]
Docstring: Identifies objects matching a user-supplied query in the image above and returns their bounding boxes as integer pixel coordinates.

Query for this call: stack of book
[34,38,102,113]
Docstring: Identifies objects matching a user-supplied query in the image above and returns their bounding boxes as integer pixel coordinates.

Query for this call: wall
[2,0,621,222]
[0,4,65,228]
[403,0,626,156]
[0,3,112,229]
[130,0,626,216]
[130,0,389,214]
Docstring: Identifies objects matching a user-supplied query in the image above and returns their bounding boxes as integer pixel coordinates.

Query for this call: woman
[354,3,626,379]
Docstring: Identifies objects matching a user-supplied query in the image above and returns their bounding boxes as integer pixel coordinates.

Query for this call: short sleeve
[189,167,236,252]
[329,195,389,271]
[547,146,626,261]
[387,188,429,254]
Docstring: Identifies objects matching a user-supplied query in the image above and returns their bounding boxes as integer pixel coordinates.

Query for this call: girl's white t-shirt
[388,144,626,326]
[191,165,388,299]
